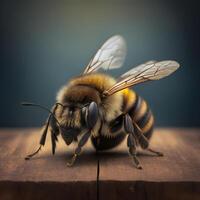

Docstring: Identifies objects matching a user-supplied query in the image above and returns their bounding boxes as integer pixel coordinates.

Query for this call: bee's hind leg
[146,148,164,156]
[67,101,98,166]
[132,121,164,157]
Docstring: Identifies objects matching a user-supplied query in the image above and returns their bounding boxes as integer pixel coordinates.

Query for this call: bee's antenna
[21,102,63,127]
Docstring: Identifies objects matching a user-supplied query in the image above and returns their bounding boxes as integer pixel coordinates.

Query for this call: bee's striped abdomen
[122,89,154,139]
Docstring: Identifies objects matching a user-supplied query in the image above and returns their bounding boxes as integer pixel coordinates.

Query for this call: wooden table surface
[0,128,200,200]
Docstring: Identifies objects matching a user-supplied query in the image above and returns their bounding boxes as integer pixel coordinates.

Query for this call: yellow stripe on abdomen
[121,89,137,112]
[141,114,154,133]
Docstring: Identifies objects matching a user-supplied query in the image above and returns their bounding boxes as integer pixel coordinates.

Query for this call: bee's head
[58,101,99,145]
[59,101,99,128]
[57,84,100,122]
[21,100,99,146]
[55,84,101,144]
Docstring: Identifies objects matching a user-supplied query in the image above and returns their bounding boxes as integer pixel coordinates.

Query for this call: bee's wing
[120,60,157,77]
[103,60,180,96]
[83,35,126,74]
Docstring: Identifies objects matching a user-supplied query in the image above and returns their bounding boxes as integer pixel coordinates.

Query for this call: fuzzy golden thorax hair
[56,73,124,128]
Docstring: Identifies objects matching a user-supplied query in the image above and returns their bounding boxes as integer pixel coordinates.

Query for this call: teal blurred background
[1,0,199,127]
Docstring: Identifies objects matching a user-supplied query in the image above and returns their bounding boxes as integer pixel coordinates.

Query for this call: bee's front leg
[67,130,91,167]
[67,101,99,167]
[25,104,59,160]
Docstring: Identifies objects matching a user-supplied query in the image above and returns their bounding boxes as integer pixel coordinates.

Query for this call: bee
[23,35,180,169]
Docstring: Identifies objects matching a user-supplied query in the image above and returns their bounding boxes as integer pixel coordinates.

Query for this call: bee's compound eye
[86,102,99,129]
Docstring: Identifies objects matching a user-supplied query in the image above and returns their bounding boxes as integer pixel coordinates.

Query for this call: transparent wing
[103,60,180,96]
[83,35,126,74]
[121,60,157,77]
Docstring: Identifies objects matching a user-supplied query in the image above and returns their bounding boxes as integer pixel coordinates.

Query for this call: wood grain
[99,128,200,182]
[0,128,200,200]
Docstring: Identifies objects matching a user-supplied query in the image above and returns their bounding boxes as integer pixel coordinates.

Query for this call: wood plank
[0,128,97,200]
[98,128,200,200]
[0,128,200,200]
[0,128,98,182]
[99,128,200,182]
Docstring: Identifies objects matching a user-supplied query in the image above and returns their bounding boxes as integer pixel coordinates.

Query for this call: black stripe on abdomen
[91,133,126,150]
[137,107,151,128]
[128,94,142,118]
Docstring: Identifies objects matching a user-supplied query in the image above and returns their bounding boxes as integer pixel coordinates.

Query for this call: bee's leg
[146,148,164,156]
[67,131,91,167]
[24,145,42,160]
[123,114,142,169]
[109,114,141,169]
[127,134,142,169]
[25,105,59,160]
[49,113,60,155]
[50,126,59,155]
[66,101,98,166]
[132,120,163,156]
[25,117,50,160]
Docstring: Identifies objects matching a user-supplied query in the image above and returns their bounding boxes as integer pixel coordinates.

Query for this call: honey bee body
[24,35,180,169]
[56,73,154,150]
